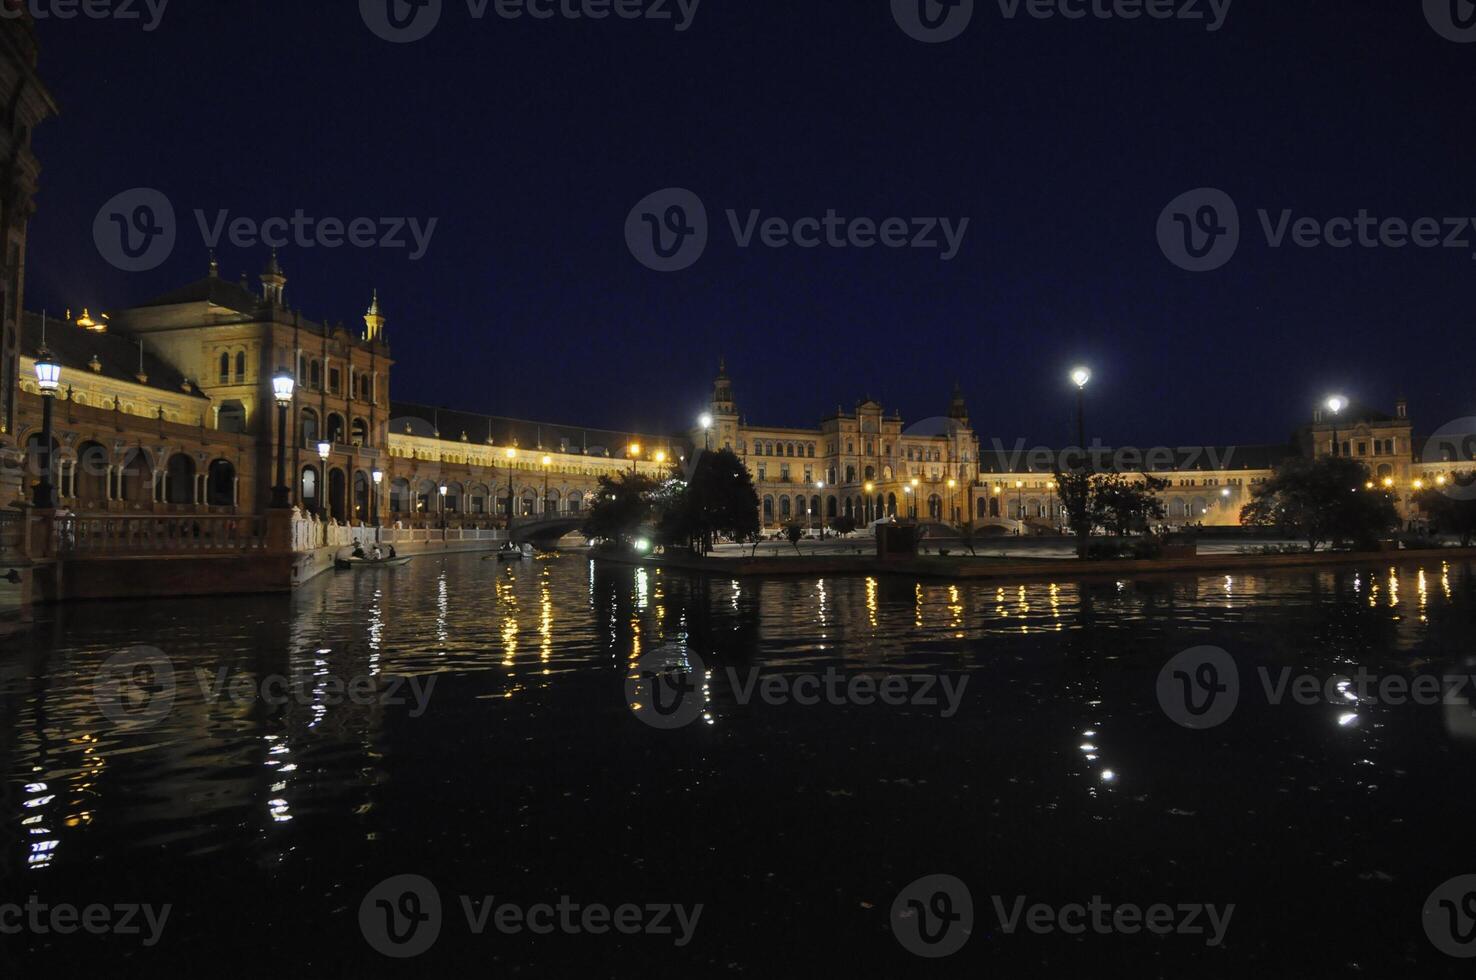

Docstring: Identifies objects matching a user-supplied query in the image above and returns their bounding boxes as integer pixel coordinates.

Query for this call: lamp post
[815,481,826,538]
[864,481,875,524]
[269,368,294,509]
[947,477,957,525]
[504,447,517,524]
[1325,395,1347,457]
[1071,367,1091,462]
[371,468,383,527]
[317,440,331,518]
[32,348,61,509]
[698,413,713,452]
[542,455,552,515]
[909,477,920,519]
[628,442,641,474]
[1015,480,1025,523]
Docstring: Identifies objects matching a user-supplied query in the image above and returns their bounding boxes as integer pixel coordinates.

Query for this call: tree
[1052,465,1099,558]
[1241,456,1398,551]
[582,471,663,549]
[663,448,759,555]
[1414,475,1476,545]
[830,515,858,537]
[785,522,805,555]
[1095,473,1170,536]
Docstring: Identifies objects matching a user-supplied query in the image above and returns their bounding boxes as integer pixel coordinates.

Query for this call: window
[235,351,246,382]
[1357,442,1367,456]
[757,464,767,482]
[780,464,790,482]
[329,368,341,394]
[309,361,322,390]
[218,352,230,383]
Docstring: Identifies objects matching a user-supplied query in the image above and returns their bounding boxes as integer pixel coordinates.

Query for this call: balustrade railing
[56,514,269,554]
[0,509,22,558]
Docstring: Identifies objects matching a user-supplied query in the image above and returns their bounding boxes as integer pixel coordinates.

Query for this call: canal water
[4,554,1476,975]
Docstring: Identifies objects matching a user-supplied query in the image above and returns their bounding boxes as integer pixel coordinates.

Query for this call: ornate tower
[947,381,969,426]
[363,289,385,343]
[711,358,736,416]
[260,249,286,306]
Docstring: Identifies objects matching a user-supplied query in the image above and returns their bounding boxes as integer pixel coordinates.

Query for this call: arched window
[353,471,371,521]
[568,491,583,513]
[326,413,346,445]
[164,454,195,505]
[300,408,320,448]
[218,352,230,383]
[845,465,856,483]
[444,481,463,513]
[218,400,247,435]
[827,496,838,518]
[810,495,821,516]
[780,496,791,519]
[888,493,898,517]
[301,466,320,512]
[309,360,322,390]
[416,480,436,514]
[762,495,774,522]
[864,466,875,480]
[928,494,942,520]
[119,449,151,502]
[235,351,246,382]
[207,460,236,507]
[328,468,348,522]
[390,478,411,513]
[351,417,370,447]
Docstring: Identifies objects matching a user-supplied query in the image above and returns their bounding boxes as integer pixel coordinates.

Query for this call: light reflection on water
[3,555,1476,969]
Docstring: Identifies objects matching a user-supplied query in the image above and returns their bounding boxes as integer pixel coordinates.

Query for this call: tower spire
[363,288,386,342]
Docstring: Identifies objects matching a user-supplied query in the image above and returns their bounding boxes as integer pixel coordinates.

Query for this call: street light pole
[270,368,295,509]
[1071,367,1091,465]
[504,448,517,526]
[699,413,712,452]
[1325,395,1347,458]
[371,468,383,527]
[32,346,60,509]
[628,442,641,474]
[542,455,552,515]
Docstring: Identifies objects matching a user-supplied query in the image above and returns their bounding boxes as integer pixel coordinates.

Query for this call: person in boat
[387,545,397,559]
[370,544,383,562]
[352,543,366,559]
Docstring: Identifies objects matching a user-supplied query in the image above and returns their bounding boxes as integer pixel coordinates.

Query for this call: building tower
[947,381,969,426]
[363,289,385,343]
[260,250,286,306]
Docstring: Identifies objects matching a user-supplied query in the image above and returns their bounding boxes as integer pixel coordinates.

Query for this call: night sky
[24,0,1476,449]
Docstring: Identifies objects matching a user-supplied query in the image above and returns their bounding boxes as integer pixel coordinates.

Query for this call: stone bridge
[509,516,586,548]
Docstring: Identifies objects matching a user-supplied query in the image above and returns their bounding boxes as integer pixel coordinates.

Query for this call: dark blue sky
[25,0,1476,448]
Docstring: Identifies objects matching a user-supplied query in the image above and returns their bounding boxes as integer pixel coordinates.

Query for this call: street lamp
[628,442,641,473]
[1016,479,1025,523]
[1325,395,1347,457]
[505,447,517,522]
[269,368,294,509]
[947,477,958,525]
[655,450,666,465]
[909,477,920,519]
[371,467,383,527]
[698,413,713,451]
[315,440,331,517]
[815,481,826,537]
[438,482,448,529]
[32,348,61,509]
[864,481,875,523]
[542,455,553,515]
[1070,366,1091,458]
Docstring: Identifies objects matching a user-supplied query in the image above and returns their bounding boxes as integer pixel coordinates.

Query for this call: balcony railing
[56,515,269,554]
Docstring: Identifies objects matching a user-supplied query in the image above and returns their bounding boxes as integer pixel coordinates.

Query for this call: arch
[218,400,247,435]
[780,496,792,519]
[234,350,246,382]
[762,495,774,522]
[467,483,490,514]
[875,494,885,520]
[326,413,346,446]
[390,478,412,514]
[520,489,537,516]
[976,497,987,519]
[353,470,371,522]
[845,465,856,483]
[207,459,236,507]
[300,408,320,448]
[844,498,854,519]
[826,495,838,518]
[416,479,437,514]
[443,480,464,513]
[119,449,152,502]
[327,468,348,522]
[810,494,821,517]
[351,417,370,447]
[888,493,898,517]
[301,466,321,512]
[864,465,876,480]
[567,490,584,513]
[218,351,231,383]
[928,494,942,520]
[309,360,322,390]
[75,441,110,503]
[164,454,195,505]
[544,488,561,514]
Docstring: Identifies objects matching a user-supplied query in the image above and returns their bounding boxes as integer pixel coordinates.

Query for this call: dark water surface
[5,554,1476,976]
